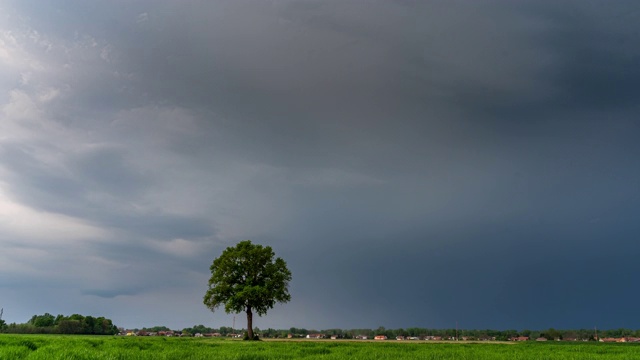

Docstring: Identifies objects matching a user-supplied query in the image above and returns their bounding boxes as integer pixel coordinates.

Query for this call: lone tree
[203,240,292,340]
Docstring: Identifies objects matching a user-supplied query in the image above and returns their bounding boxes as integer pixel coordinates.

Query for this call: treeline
[175,326,639,341]
[0,313,118,335]
[127,325,216,335]
[125,325,238,336]
[275,327,640,340]
[181,325,235,336]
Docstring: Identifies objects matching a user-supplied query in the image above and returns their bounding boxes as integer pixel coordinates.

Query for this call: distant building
[599,338,618,343]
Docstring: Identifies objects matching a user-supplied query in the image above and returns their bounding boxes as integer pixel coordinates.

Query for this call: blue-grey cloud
[82,288,140,299]
[0,0,638,331]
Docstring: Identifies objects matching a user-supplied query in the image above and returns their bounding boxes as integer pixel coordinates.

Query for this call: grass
[0,335,638,359]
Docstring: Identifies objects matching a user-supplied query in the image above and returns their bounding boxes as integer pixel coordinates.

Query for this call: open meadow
[0,335,639,360]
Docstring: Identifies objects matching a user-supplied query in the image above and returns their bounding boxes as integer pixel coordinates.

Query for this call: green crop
[0,335,638,359]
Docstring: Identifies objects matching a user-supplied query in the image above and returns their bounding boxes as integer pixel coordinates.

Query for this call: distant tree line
[140,325,172,332]
[273,327,640,341]
[168,325,640,341]
[0,313,118,335]
[8,316,632,341]
[180,325,236,336]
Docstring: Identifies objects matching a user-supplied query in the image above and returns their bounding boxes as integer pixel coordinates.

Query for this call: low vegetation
[0,334,638,359]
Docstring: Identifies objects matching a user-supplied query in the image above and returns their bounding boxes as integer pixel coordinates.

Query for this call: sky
[1,0,639,331]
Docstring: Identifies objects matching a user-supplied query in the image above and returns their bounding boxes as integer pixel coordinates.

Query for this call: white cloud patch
[100,44,114,62]
[0,185,106,245]
[146,238,206,258]
[136,12,149,24]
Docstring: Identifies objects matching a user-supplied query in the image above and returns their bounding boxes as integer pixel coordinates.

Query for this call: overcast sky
[1,0,639,331]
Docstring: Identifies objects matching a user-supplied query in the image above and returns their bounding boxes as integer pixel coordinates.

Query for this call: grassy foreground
[0,335,638,360]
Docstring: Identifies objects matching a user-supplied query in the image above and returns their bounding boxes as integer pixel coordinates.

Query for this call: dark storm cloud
[541,7,640,112]
[49,0,465,171]
[449,1,640,121]
[1,0,639,330]
[73,148,149,195]
[82,288,140,299]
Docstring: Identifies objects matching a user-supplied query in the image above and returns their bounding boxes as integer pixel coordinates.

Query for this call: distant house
[478,337,495,341]
[536,337,547,342]
[396,336,405,340]
[599,337,637,343]
[599,338,618,343]
[194,333,203,337]
[330,335,339,340]
[511,336,529,341]
[287,333,293,339]
[306,334,324,339]
[355,335,368,340]
[374,335,387,340]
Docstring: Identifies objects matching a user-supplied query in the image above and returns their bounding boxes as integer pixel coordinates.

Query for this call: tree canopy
[1,313,118,335]
[203,240,292,340]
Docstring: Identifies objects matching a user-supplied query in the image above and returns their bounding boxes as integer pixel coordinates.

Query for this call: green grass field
[0,335,638,360]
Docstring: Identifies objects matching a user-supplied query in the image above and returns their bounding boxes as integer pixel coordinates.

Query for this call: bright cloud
[0,185,106,245]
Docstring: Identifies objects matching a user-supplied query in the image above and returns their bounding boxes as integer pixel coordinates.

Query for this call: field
[0,335,639,360]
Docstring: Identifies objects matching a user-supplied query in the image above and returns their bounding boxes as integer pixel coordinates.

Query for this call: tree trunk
[246,306,253,339]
